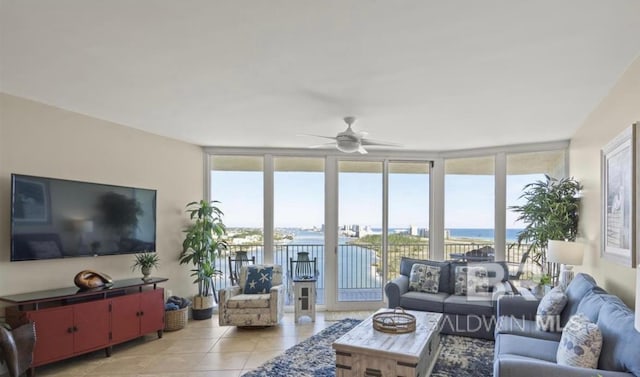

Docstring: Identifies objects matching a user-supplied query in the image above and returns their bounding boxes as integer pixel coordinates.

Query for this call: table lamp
[547,240,584,289]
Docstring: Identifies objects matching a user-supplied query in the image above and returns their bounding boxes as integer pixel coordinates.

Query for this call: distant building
[409,225,418,236]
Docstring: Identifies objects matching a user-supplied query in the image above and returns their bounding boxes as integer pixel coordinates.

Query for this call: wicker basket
[164,307,188,331]
[372,307,416,334]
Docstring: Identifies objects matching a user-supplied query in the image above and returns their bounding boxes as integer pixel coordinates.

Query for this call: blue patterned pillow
[243,266,273,294]
[557,314,602,368]
[536,286,568,332]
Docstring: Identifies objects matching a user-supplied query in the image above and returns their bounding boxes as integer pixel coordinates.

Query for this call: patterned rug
[242,319,494,377]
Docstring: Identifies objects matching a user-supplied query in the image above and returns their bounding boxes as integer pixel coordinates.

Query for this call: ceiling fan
[303,116,401,154]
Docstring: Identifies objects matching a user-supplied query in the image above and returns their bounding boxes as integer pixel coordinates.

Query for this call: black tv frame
[10,173,157,262]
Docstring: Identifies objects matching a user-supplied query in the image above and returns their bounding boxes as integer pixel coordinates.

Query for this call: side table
[293,278,316,323]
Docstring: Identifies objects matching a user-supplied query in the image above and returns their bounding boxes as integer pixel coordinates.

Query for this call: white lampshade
[547,240,584,266]
[636,264,640,331]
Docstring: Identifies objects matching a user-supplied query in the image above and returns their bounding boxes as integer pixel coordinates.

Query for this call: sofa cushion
[557,314,602,369]
[408,263,440,293]
[399,291,448,312]
[597,300,640,375]
[536,286,567,332]
[493,354,635,377]
[243,266,273,294]
[561,273,604,326]
[400,257,452,294]
[443,294,494,317]
[226,293,271,309]
[495,316,563,342]
[494,333,559,363]
[576,292,624,323]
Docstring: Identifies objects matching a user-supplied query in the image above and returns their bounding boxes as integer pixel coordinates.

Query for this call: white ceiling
[1,1,639,151]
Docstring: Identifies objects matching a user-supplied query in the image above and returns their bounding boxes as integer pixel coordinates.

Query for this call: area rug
[242,319,494,377]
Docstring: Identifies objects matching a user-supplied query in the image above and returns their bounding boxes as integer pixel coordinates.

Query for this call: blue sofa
[385,257,518,340]
[494,273,640,377]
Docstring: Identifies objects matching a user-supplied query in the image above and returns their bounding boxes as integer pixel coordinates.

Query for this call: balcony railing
[211,242,541,305]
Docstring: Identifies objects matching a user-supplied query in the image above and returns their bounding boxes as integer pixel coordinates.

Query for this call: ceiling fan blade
[357,145,368,154]
[297,134,337,141]
[355,131,368,138]
[360,138,402,147]
[308,142,336,149]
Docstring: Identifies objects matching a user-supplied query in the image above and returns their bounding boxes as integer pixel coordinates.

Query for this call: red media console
[1,277,167,368]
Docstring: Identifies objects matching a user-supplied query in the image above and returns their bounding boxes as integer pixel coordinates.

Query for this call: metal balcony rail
[210,242,541,304]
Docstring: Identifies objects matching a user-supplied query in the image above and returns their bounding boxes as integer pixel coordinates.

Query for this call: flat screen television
[10,174,157,261]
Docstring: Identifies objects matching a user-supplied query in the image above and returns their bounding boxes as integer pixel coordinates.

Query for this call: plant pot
[192,307,213,320]
[141,266,151,281]
[192,295,214,320]
[193,295,214,310]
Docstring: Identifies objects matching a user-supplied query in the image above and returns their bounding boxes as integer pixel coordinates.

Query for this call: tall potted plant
[179,200,228,320]
[509,175,582,280]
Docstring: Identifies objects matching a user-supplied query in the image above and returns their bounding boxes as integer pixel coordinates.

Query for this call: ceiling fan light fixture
[301,116,398,154]
[336,140,360,153]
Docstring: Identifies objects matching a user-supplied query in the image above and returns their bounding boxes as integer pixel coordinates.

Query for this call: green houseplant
[179,200,228,320]
[509,175,582,280]
[131,251,159,281]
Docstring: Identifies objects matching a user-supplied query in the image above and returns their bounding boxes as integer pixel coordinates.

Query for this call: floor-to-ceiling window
[274,157,325,304]
[506,150,566,278]
[338,160,383,302]
[444,156,495,260]
[387,161,430,282]
[205,143,568,307]
[210,155,264,290]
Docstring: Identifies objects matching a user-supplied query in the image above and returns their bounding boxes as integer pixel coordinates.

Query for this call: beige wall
[0,93,203,316]
[570,57,640,306]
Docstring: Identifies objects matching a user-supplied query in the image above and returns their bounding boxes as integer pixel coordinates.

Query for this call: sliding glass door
[337,161,384,305]
[273,157,325,305]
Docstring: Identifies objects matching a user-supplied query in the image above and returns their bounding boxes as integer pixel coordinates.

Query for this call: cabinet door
[27,307,74,365]
[110,294,141,343]
[139,289,164,335]
[73,299,110,353]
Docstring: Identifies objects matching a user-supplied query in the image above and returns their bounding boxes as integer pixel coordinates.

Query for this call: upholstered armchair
[218,264,284,327]
[0,322,36,377]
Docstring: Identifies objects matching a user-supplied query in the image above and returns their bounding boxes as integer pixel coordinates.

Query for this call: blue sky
[211,171,542,229]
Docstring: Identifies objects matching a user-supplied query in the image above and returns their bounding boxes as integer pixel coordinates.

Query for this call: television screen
[11,174,157,261]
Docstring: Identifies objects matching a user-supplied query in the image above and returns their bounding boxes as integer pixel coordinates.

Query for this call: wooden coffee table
[333,309,443,377]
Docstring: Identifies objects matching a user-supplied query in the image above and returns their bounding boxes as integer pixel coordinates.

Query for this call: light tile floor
[31,311,372,377]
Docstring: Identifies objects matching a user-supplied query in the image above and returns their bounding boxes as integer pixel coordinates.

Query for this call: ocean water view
[448,228,522,242]
[279,228,523,244]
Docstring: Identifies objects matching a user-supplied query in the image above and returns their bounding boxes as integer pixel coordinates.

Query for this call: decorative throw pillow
[536,286,568,332]
[557,314,602,369]
[466,266,489,296]
[409,264,440,293]
[243,266,273,294]
[454,266,489,296]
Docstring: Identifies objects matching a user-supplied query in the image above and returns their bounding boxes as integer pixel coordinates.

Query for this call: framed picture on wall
[601,123,637,267]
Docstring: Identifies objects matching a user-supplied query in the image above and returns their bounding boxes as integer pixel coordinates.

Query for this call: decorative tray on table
[372,307,416,334]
